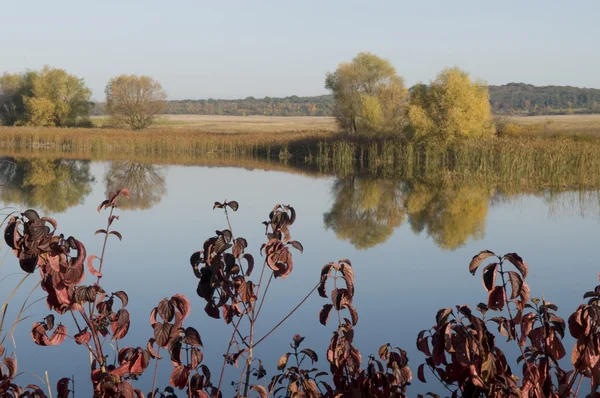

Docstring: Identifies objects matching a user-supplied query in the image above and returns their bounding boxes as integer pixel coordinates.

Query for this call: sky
[1,0,599,100]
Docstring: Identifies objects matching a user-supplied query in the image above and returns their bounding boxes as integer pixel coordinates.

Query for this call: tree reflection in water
[0,158,94,213]
[324,177,490,251]
[104,162,167,210]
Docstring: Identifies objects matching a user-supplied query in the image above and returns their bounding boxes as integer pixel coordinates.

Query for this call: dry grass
[92,115,339,133]
[505,114,600,136]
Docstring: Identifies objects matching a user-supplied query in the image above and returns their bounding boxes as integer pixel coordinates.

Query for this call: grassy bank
[1,125,600,189]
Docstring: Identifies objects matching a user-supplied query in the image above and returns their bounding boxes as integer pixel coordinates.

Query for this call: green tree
[104,162,166,210]
[0,71,35,125]
[323,178,405,249]
[105,75,167,130]
[0,158,95,213]
[24,66,92,127]
[325,52,408,136]
[407,67,494,141]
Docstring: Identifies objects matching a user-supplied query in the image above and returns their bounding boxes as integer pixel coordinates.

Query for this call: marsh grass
[2,126,600,189]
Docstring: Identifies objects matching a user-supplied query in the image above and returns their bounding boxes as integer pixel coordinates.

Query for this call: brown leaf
[183,327,203,346]
[469,250,496,275]
[482,263,498,292]
[109,231,123,241]
[503,253,528,279]
[226,201,239,211]
[277,353,291,370]
[87,255,102,278]
[243,253,255,277]
[204,303,220,319]
[2,357,17,378]
[147,338,163,359]
[418,363,427,383]
[94,229,107,236]
[488,286,506,311]
[170,365,190,390]
[48,324,67,346]
[191,347,204,368]
[153,322,172,347]
[250,385,267,398]
[319,304,333,326]
[170,294,191,319]
[113,291,129,308]
[301,348,318,363]
[507,271,523,299]
[74,329,91,345]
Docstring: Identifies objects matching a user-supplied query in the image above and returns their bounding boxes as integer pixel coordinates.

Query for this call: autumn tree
[25,66,92,127]
[407,67,494,141]
[105,75,167,130]
[325,52,408,136]
[0,71,38,125]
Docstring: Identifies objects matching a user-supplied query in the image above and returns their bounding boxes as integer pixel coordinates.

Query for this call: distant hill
[91,84,600,117]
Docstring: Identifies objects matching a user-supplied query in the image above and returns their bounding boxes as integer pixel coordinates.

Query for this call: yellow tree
[407,67,494,141]
[325,52,408,136]
[105,75,167,130]
[24,66,92,127]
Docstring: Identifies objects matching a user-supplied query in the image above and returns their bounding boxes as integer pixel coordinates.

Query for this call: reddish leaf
[49,324,67,346]
[482,263,498,292]
[243,253,255,277]
[507,271,523,299]
[503,253,528,279]
[113,291,129,308]
[109,231,123,241]
[147,338,163,359]
[87,255,102,278]
[170,365,191,390]
[250,385,267,398]
[170,294,191,319]
[319,304,333,326]
[94,229,107,236]
[469,250,496,275]
[300,348,318,363]
[488,286,506,311]
[2,357,17,378]
[74,329,91,345]
[204,303,220,319]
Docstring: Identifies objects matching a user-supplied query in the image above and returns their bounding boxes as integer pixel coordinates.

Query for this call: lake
[1,157,599,396]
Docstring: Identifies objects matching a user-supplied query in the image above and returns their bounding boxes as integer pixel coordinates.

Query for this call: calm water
[1,158,599,395]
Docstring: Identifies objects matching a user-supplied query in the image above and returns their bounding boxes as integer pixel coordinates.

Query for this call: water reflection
[325,177,489,250]
[0,158,94,212]
[404,181,489,250]
[104,162,167,210]
[324,178,406,249]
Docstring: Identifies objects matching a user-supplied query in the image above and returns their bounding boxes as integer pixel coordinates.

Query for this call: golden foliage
[408,67,494,141]
[326,52,408,136]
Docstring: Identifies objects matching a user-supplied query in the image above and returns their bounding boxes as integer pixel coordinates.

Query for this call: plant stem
[253,281,320,348]
[150,347,161,398]
[217,315,244,393]
[499,261,534,380]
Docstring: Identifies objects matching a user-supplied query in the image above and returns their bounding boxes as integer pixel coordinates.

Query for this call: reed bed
[1,126,600,189]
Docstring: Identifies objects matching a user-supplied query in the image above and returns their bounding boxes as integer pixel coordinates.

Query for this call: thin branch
[253,281,320,348]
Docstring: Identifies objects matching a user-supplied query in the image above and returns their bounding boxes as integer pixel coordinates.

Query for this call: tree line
[2,62,599,132]
[94,85,600,118]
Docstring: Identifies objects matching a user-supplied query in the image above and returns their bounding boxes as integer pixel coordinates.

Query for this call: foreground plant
[5,194,600,397]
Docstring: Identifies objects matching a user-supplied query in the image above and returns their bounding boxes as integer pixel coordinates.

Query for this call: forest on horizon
[89,83,600,117]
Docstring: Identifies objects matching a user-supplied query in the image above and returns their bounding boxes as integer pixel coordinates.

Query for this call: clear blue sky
[2,0,598,100]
